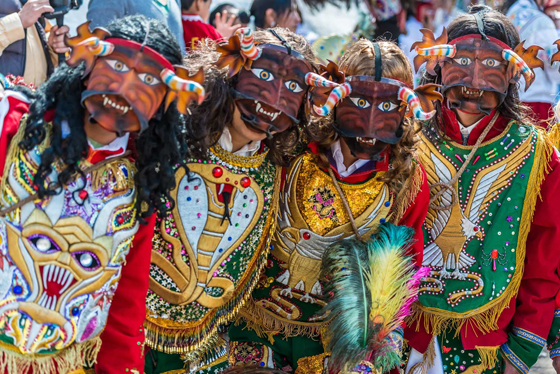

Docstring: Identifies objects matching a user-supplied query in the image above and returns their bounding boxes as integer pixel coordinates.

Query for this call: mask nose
[471,61,488,89]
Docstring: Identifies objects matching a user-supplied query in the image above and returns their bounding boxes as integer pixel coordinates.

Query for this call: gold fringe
[475,346,500,370]
[144,168,282,356]
[389,162,425,225]
[0,337,101,374]
[547,122,560,149]
[407,337,437,374]
[408,128,553,336]
[235,299,322,341]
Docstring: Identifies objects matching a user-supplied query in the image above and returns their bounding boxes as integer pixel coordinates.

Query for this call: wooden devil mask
[412,12,544,114]
[65,21,206,136]
[217,28,333,137]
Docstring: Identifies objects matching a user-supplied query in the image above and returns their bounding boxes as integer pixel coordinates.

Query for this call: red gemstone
[212,167,223,178]
[240,177,251,188]
[116,216,124,225]
[491,249,499,259]
[473,226,479,232]
[303,232,311,240]
[78,190,88,200]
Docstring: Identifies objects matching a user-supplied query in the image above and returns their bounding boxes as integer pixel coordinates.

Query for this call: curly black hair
[183,28,317,166]
[17,15,187,221]
[419,5,534,136]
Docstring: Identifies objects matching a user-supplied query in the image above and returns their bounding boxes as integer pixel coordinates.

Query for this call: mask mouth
[444,85,505,116]
[461,86,484,98]
[356,137,377,146]
[101,94,132,115]
[254,100,282,122]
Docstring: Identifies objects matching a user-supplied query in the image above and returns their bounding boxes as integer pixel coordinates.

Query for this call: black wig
[18,15,187,221]
[419,5,533,136]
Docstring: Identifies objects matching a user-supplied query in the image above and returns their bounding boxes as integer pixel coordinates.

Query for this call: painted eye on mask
[73,252,101,271]
[106,59,130,73]
[29,236,59,254]
[349,97,371,109]
[454,57,473,66]
[251,68,275,82]
[285,80,303,93]
[481,58,502,68]
[377,101,399,112]
[138,73,161,86]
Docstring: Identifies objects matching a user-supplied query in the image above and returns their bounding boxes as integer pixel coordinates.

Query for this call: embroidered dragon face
[0,156,138,355]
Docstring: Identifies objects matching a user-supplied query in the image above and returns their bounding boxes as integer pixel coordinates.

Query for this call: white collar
[87,132,130,156]
[181,14,204,22]
[330,140,369,178]
[457,119,480,137]
[218,127,261,157]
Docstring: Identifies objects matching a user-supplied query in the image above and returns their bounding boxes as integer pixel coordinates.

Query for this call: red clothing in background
[181,13,222,51]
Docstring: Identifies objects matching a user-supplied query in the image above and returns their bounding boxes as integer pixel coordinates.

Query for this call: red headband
[105,38,174,71]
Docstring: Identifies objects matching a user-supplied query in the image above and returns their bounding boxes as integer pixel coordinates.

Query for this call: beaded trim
[210,144,269,169]
[551,348,560,359]
[512,327,546,348]
[501,344,529,374]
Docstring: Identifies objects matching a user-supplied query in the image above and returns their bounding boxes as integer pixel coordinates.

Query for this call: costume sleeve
[0,13,25,56]
[547,292,560,358]
[397,164,430,266]
[86,0,126,29]
[94,213,156,374]
[500,149,560,374]
[0,91,30,177]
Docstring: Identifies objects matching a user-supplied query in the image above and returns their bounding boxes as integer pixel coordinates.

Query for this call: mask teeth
[78,37,115,56]
[161,69,206,104]
[305,72,339,88]
[235,28,261,60]
[313,83,352,117]
[502,49,535,83]
[415,44,456,57]
[398,86,435,121]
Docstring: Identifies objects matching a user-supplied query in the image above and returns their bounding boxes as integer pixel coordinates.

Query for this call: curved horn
[235,28,261,61]
[415,44,456,58]
[78,37,114,56]
[161,69,206,105]
[398,86,436,121]
[305,72,339,88]
[313,82,352,117]
[502,49,535,87]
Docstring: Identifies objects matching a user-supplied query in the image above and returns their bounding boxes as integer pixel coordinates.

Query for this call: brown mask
[232,44,313,136]
[81,40,170,136]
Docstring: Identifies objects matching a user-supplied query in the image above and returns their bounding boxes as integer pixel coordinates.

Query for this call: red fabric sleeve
[511,149,560,340]
[0,94,30,177]
[397,164,430,266]
[95,213,156,374]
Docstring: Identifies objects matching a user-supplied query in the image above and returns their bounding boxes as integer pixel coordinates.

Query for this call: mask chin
[444,85,505,116]
[342,136,388,162]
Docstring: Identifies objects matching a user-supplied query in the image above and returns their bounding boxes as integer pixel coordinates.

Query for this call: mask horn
[235,28,261,61]
[161,68,206,114]
[504,41,543,91]
[313,82,352,117]
[398,86,436,121]
[305,72,339,88]
[415,45,456,58]
[78,37,114,56]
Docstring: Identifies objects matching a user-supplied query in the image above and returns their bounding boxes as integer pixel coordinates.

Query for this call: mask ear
[65,21,112,76]
[163,66,205,115]
[505,41,544,90]
[216,28,260,78]
[411,28,455,75]
[414,84,443,117]
[319,60,346,83]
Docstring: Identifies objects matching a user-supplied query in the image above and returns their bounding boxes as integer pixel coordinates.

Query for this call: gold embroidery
[210,144,269,169]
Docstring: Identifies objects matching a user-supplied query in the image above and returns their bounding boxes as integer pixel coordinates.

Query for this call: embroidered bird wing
[464,134,533,223]
[420,144,455,240]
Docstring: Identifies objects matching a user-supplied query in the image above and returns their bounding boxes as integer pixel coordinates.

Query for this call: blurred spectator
[250,0,301,32]
[363,0,405,42]
[432,0,464,35]
[182,0,239,50]
[503,0,560,123]
[0,0,65,87]
[543,0,560,31]
[210,3,250,28]
[87,0,185,51]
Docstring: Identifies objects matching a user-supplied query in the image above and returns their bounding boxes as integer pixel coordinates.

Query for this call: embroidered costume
[142,28,322,374]
[405,9,560,374]
[229,41,438,374]
[0,16,203,374]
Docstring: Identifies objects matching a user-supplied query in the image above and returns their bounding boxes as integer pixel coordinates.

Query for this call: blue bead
[13,285,22,295]
[218,248,223,253]
[187,197,191,201]
[228,237,232,241]
[260,362,265,366]
[380,218,386,223]
[71,307,80,316]
[384,201,390,207]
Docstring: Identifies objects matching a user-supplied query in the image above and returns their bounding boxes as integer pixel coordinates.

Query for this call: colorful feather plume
[320,223,429,373]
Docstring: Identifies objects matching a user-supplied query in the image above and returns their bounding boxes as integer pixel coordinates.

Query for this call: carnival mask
[217,28,327,136]
[412,25,543,114]
[0,154,138,355]
[308,57,442,160]
[65,21,205,136]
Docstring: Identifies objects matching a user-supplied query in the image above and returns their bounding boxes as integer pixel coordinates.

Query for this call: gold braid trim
[235,298,322,342]
[407,128,554,336]
[389,162,425,225]
[407,337,437,374]
[476,346,500,370]
[547,122,560,149]
[0,337,101,374]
